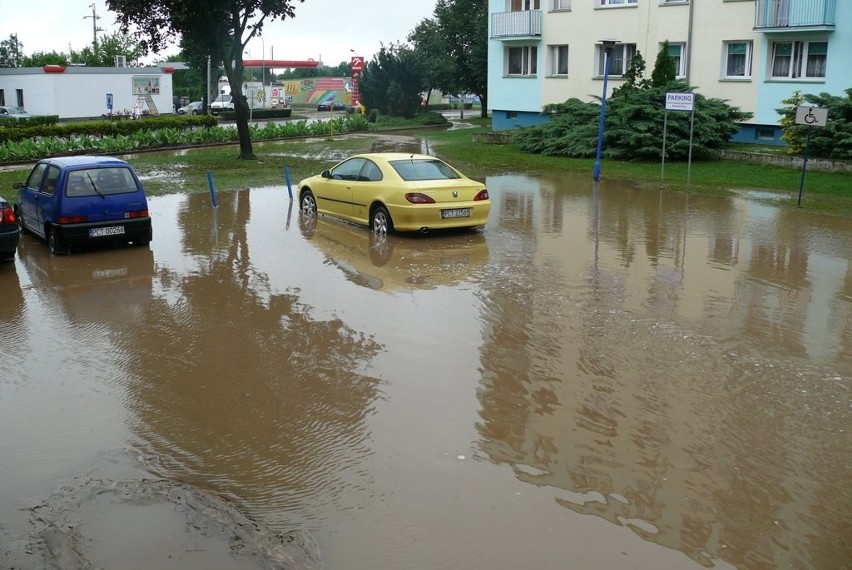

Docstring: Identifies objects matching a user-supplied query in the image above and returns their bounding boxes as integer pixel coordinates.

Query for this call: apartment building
[487,0,850,144]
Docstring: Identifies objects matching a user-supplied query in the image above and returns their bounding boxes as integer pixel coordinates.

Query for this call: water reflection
[124,189,384,523]
[477,173,851,568]
[299,214,489,292]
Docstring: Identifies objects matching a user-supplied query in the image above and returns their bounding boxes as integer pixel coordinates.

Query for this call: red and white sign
[350,56,365,73]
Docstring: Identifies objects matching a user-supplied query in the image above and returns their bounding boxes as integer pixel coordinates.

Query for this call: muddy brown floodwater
[1,165,850,569]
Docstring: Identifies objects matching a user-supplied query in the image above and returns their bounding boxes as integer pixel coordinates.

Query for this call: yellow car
[297,153,490,234]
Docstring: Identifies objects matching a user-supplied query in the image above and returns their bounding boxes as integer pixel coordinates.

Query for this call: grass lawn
[1,116,849,217]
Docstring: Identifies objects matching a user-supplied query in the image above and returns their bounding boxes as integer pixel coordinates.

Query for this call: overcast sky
[2,0,438,67]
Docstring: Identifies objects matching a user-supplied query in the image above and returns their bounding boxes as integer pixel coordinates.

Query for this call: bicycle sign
[795,106,828,127]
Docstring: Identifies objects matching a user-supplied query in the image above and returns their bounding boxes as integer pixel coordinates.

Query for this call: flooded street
[1,170,850,569]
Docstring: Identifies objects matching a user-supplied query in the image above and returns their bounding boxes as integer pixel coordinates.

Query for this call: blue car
[0,195,20,261]
[15,156,152,255]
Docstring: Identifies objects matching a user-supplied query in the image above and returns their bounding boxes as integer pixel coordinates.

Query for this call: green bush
[0,115,217,144]
[514,81,751,161]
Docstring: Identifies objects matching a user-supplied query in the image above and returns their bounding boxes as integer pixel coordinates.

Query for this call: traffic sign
[795,106,828,127]
[665,92,694,112]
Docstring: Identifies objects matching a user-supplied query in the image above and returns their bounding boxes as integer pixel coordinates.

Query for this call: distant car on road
[317,100,347,112]
[0,195,20,261]
[177,101,203,115]
[210,94,234,114]
[0,106,32,120]
[14,156,152,255]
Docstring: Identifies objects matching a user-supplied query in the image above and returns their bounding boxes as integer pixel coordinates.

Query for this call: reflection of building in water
[477,175,851,568]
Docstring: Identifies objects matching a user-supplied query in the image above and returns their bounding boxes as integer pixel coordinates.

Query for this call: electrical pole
[84,3,105,45]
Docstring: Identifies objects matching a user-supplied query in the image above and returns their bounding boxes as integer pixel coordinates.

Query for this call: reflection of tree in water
[127,189,383,527]
[475,181,850,569]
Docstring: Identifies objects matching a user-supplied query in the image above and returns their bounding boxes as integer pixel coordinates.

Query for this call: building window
[0,89,5,106]
[723,41,752,78]
[756,128,776,141]
[771,40,827,79]
[16,89,24,108]
[598,43,636,76]
[548,45,569,75]
[598,0,637,6]
[661,0,688,4]
[551,0,571,9]
[508,46,538,76]
[511,0,540,10]
[661,42,686,77]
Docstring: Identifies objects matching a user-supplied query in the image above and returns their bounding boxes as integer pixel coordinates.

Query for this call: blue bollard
[207,170,218,208]
[284,166,293,200]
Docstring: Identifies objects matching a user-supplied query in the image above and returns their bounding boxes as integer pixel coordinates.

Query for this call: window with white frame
[548,45,569,75]
[597,43,636,76]
[511,0,541,10]
[723,41,752,78]
[771,40,827,79]
[552,0,571,9]
[661,42,686,77]
[661,0,689,4]
[598,0,637,6]
[507,46,538,76]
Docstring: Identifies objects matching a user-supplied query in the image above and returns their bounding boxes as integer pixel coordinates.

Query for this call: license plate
[441,208,470,219]
[89,226,125,237]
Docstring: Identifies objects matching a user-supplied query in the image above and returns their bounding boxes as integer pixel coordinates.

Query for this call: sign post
[662,92,695,188]
[794,106,828,207]
[350,56,365,110]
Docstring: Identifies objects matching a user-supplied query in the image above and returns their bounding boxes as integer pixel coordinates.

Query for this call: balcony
[490,10,542,40]
[754,0,836,31]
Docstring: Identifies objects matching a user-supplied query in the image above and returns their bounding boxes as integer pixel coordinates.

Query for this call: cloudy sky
[2,0,438,67]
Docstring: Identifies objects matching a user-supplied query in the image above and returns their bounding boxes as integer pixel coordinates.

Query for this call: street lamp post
[593,39,618,182]
[259,36,266,108]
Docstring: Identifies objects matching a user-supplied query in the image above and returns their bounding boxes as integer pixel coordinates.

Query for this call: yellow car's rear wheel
[371,206,393,235]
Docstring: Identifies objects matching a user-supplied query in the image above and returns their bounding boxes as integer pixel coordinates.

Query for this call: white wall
[0,68,175,119]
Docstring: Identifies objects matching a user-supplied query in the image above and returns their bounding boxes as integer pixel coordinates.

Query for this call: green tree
[432,0,488,118]
[359,43,423,118]
[408,18,456,110]
[617,51,648,94]
[0,34,24,67]
[22,51,70,67]
[107,0,305,160]
[651,40,677,88]
[69,31,145,66]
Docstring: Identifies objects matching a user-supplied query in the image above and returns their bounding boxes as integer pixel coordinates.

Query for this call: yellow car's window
[390,159,460,181]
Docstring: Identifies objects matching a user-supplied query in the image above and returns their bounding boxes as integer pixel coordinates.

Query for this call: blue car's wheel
[48,227,68,255]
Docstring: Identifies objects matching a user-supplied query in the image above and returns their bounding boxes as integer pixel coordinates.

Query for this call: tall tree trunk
[478,93,487,119]
[232,92,255,160]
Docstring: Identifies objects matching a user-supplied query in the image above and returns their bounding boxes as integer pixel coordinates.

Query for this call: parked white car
[210,94,234,115]
[177,101,203,115]
[0,106,32,119]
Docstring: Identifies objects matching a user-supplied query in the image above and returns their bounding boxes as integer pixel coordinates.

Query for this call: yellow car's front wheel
[300,190,317,215]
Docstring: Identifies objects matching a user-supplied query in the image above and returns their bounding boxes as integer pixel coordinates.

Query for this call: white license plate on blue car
[441,208,470,219]
[89,226,125,237]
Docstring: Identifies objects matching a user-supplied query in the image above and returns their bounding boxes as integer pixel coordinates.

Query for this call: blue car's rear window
[66,167,139,197]
[389,159,460,182]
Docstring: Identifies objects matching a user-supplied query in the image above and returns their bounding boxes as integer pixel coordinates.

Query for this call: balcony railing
[754,0,836,30]
[490,10,542,39]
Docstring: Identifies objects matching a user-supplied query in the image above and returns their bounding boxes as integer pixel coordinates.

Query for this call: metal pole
[661,111,668,183]
[797,125,812,207]
[686,105,695,190]
[593,48,613,181]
